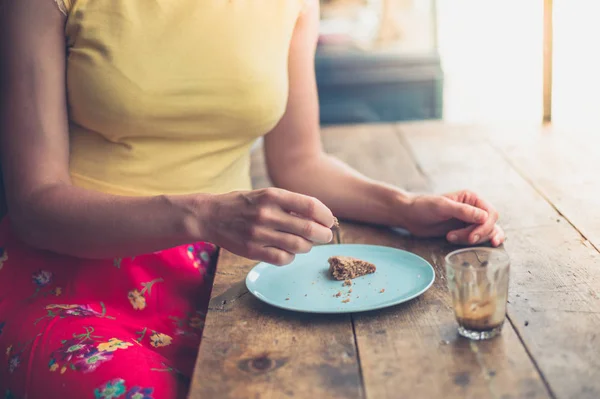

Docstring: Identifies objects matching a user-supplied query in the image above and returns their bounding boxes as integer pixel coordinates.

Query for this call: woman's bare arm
[264,0,504,247]
[0,0,213,258]
[0,0,335,263]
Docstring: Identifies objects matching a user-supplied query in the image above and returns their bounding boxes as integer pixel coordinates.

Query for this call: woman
[0,0,504,397]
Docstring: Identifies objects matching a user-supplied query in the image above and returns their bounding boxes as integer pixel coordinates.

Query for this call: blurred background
[317,0,599,128]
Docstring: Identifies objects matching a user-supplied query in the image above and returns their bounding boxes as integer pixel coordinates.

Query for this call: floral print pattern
[8,354,20,373]
[54,339,96,363]
[149,332,172,348]
[170,310,206,338]
[0,215,218,398]
[135,328,173,348]
[127,278,163,311]
[74,349,113,373]
[94,379,155,399]
[97,338,133,353]
[95,379,126,399]
[35,303,114,325]
[128,290,146,311]
[28,269,63,301]
[31,270,53,287]
[5,335,41,374]
[187,242,216,273]
[48,327,132,374]
[125,386,154,399]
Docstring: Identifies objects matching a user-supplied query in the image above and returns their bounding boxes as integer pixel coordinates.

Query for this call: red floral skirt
[0,218,217,399]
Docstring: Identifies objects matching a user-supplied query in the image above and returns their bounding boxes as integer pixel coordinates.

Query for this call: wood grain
[489,125,600,251]
[190,124,428,398]
[189,216,363,398]
[192,122,600,399]
[341,224,550,399]
[395,122,558,231]
[500,224,600,399]
[329,123,550,398]
[320,124,429,192]
[400,121,600,398]
[481,125,600,398]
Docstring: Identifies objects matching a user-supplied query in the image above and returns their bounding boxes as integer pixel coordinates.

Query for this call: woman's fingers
[439,197,488,224]
[468,208,498,244]
[447,224,505,247]
[447,224,477,245]
[247,244,296,266]
[250,225,314,255]
[256,188,334,228]
[440,192,499,245]
[490,225,505,247]
[265,208,333,244]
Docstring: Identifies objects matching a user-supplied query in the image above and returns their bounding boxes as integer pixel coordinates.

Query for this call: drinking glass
[445,247,510,340]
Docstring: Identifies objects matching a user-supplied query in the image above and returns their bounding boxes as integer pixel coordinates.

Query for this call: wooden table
[189,122,600,399]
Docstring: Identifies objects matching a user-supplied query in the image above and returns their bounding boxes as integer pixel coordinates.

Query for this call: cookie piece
[328,256,376,281]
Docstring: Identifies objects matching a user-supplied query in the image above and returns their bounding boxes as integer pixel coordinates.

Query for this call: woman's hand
[205,188,335,266]
[401,190,505,247]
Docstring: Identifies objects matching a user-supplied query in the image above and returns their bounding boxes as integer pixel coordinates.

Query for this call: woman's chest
[65,0,302,140]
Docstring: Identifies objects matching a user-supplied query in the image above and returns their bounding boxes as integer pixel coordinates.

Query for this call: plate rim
[245,243,436,314]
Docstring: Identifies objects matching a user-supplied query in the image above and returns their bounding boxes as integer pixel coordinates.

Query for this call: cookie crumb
[379,289,385,293]
[334,291,342,298]
[342,298,350,303]
[285,298,290,301]
[343,279,352,287]
[348,289,353,293]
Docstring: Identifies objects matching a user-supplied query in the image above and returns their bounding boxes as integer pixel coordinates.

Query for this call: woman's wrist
[358,182,414,228]
[387,188,414,228]
[168,193,216,244]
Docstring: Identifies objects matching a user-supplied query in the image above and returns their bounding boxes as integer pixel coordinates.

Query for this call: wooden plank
[400,122,600,398]
[340,224,551,399]
[189,251,363,399]
[190,143,362,398]
[320,124,429,192]
[394,122,558,231]
[489,125,600,251]
[327,122,550,398]
[500,224,600,399]
[191,124,416,398]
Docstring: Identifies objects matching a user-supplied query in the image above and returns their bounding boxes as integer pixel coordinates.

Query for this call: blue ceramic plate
[246,244,435,314]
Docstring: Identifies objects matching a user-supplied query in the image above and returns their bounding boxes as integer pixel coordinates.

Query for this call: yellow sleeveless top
[58,0,303,196]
